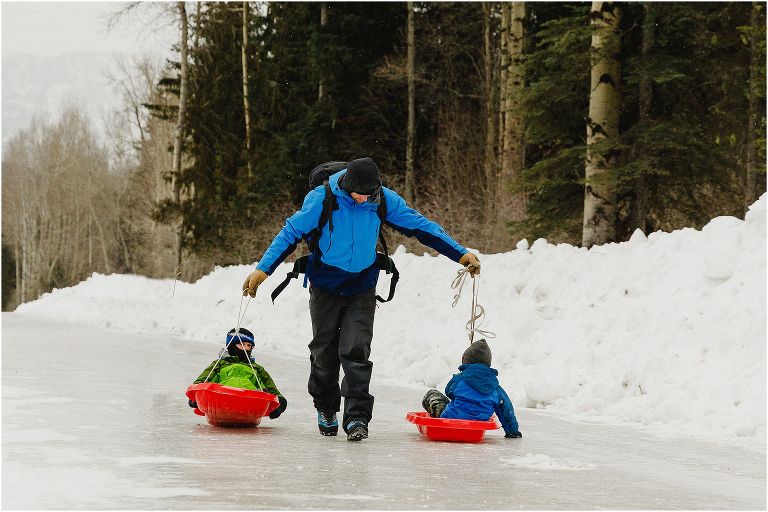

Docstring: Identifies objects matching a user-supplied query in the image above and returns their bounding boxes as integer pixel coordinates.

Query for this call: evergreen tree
[518,2,763,245]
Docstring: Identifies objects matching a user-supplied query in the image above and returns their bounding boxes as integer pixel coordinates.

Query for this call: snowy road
[2,313,765,509]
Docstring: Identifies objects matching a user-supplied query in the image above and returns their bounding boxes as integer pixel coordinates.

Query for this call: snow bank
[15,196,766,446]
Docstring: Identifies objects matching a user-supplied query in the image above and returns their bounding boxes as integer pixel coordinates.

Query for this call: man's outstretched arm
[243,187,324,296]
[383,188,479,274]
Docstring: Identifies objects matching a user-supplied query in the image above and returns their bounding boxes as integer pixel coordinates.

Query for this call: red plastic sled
[406,411,499,443]
[186,383,280,427]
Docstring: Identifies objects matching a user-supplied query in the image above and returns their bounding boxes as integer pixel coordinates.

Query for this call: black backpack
[270,161,399,303]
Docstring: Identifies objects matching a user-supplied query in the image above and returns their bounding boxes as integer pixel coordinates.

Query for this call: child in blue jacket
[422,339,522,438]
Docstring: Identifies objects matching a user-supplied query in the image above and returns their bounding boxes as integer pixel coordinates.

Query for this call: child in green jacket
[190,327,287,419]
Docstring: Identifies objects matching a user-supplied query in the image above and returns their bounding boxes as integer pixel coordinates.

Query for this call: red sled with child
[406,412,500,442]
[406,339,522,443]
[186,328,288,427]
[186,383,280,427]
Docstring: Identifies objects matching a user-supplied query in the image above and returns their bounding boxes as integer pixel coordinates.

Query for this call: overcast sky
[2,1,178,58]
[2,2,182,146]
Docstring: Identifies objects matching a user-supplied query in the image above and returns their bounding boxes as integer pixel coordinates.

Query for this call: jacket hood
[458,363,499,394]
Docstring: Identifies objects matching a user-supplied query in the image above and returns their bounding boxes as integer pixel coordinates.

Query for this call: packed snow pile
[15,196,766,445]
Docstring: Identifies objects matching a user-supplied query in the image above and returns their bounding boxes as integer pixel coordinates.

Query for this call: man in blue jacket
[242,157,480,442]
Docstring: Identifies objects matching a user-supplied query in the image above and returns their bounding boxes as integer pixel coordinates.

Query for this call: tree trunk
[89,207,111,274]
[318,3,328,101]
[20,199,28,303]
[14,240,20,308]
[745,1,762,211]
[630,2,653,233]
[582,1,622,248]
[194,2,201,53]
[497,3,509,160]
[242,1,253,178]
[172,1,190,270]
[483,2,497,222]
[498,1,526,234]
[405,1,416,204]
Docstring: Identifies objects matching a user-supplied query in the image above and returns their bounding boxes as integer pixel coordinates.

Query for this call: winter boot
[345,420,368,442]
[422,389,450,418]
[317,410,338,436]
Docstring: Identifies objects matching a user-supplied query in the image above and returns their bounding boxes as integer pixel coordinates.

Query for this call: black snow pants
[308,285,376,430]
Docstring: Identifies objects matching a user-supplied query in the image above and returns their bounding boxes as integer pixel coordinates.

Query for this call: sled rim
[405,411,499,430]
[186,383,280,426]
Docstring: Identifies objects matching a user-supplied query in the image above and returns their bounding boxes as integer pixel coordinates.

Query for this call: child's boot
[422,389,449,418]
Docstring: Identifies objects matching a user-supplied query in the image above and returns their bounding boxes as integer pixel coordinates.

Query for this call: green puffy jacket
[194,356,282,397]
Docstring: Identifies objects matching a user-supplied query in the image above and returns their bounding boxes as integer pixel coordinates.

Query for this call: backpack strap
[324,182,335,234]
[270,255,310,303]
[374,253,399,303]
[270,253,399,303]
[308,183,335,252]
[376,193,392,272]
[377,192,387,221]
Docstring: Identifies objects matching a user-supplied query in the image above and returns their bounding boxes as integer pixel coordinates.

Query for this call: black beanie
[462,339,492,366]
[340,157,381,195]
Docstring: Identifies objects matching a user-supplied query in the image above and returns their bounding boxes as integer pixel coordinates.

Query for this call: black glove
[269,396,288,419]
[188,399,198,409]
[505,431,522,438]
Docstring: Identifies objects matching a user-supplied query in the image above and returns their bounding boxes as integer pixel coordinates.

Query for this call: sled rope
[202,294,263,390]
[234,294,264,390]
[451,268,496,344]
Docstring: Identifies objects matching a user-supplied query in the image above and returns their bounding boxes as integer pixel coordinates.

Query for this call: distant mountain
[2,51,125,146]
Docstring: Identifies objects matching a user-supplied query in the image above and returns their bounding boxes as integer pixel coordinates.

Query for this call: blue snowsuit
[441,363,520,436]
[255,168,468,427]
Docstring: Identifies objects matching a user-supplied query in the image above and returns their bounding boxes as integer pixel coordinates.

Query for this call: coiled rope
[451,268,496,344]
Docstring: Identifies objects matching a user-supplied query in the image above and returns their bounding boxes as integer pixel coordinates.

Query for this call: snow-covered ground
[2,316,765,509]
[13,195,767,450]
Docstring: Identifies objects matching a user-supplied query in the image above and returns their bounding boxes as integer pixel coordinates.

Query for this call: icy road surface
[2,314,765,509]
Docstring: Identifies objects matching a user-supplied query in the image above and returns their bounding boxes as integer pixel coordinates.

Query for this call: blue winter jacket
[441,363,520,436]
[256,170,468,296]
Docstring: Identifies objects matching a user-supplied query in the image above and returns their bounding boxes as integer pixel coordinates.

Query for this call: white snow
[500,454,596,471]
[15,195,767,448]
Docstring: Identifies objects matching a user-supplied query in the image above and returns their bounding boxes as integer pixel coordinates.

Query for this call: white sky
[2,1,179,58]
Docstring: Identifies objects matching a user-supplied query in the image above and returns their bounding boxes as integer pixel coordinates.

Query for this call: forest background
[2,1,766,311]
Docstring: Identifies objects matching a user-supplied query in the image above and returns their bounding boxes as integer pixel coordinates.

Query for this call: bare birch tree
[582,1,622,247]
[745,1,764,211]
[2,111,119,309]
[498,1,526,238]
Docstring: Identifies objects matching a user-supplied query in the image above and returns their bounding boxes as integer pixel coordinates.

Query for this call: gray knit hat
[462,339,492,366]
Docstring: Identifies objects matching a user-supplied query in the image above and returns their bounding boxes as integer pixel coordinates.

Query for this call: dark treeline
[2,1,766,310]
[159,1,766,259]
